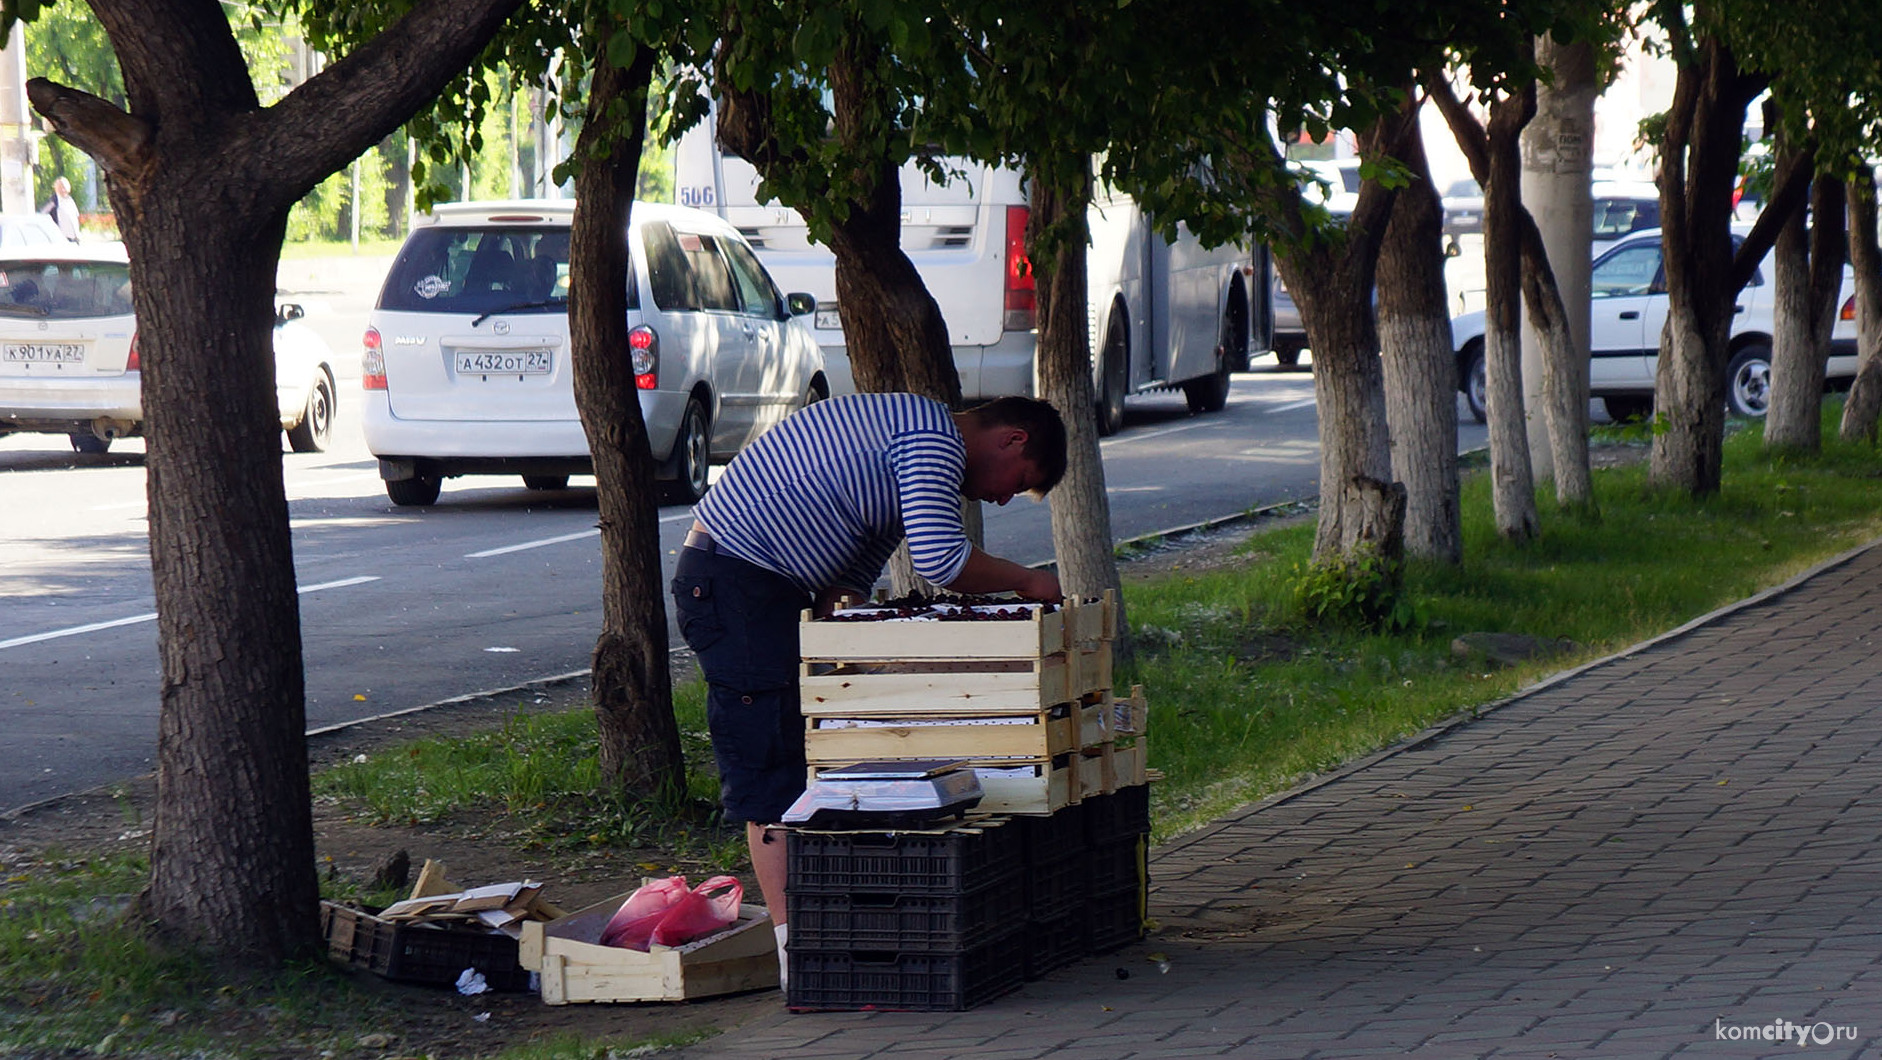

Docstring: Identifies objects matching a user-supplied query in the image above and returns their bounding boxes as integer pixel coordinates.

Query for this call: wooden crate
[802,649,1112,716]
[800,592,1115,665]
[518,898,777,1004]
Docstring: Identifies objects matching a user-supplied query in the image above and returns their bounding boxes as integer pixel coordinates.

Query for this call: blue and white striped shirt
[693,392,971,595]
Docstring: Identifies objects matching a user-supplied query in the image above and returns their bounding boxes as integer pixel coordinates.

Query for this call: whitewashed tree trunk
[1377,124,1461,564]
[1484,94,1539,540]
[1519,35,1595,508]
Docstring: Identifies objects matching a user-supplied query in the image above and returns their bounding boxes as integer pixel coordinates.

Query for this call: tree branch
[25,79,154,185]
[1426,73,1489,184]
[1733,140,1814,290]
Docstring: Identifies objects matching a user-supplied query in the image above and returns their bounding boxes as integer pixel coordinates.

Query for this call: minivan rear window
[0,260,133,319]
[379,226,636,314]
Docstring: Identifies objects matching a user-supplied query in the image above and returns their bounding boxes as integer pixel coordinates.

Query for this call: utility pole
[0,22,37,215]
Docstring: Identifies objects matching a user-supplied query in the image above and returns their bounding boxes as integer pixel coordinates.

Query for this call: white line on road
[0,575,381,651]
[1268,397,1318,413]
[464,510,697,560]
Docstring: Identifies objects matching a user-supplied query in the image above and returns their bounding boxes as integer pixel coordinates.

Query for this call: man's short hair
[965,396,1068,494]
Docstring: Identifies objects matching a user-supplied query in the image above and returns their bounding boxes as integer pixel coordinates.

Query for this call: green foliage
[1292,546,1417,631]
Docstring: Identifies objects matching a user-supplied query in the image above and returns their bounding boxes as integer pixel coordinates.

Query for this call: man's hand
[1013,567,1063,604]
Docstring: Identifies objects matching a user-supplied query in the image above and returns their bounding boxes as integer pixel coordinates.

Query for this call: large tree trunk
[1483,91,1539,540]
[27,0,521,964]
[1376,121,1461,564]
[1030,162,1126,654]
[1649,24,1763,495]
[568,40,683,798]
[1839,168,1882,441]
[1766,158,1846,451]
[1519,36,1594,510]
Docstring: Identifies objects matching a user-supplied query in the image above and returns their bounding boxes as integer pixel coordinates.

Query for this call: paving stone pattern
[684,545,1882,1059]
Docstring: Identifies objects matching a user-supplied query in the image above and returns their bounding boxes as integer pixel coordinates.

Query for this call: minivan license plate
[3,343,84,364]
[455,349,551,375]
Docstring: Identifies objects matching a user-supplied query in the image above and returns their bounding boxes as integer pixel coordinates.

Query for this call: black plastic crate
[1086,834,1147,897]
[788,817,1024,895]
[321,901,533,991]
[788,882,1022,952]
[1023,911,1088,979]
[1087,883,1146,955]
[787,928,1027,1012]
[1023,844,1086,920]
[1083,784,1151,846]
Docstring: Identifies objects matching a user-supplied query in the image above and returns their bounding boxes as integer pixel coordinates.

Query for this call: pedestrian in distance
[40,176,80,242]
[668,391,1068,988]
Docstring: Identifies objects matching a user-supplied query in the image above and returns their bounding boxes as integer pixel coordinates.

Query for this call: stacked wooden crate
[786,592,1151,1010]
[798,591,1143,812]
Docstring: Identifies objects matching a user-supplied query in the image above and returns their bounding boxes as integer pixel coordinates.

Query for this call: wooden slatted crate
[799,593,1136,815]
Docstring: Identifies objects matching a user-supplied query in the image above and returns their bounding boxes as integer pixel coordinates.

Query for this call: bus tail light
[1003,205,1035,331]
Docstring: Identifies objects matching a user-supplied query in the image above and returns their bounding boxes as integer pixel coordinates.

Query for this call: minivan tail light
[1003,204,1035,331]
[1842,295,1857,322]
[362,327,387,390]
[629,324,658,389]
[126,332,139,371]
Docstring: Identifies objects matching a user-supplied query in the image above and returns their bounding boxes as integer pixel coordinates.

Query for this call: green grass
[278,237,406,259]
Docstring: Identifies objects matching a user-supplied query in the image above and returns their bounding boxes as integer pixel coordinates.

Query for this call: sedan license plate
[454,349,551,375]
[4,342,85,364]
[814,307,842,330]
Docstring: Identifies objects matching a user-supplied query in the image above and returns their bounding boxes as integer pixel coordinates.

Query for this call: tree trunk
[568,40,683,799]
[1519,35,1595,510]
[1029,161,1127,656]
[1484,92,1539,540]
[1766,160,1846,451]
[1649,25,1762,495]
[27,0,522,964]
[1375,122,1461,564]
[1840,168,1882,441]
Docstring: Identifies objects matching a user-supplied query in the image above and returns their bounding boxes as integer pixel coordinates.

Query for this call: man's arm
[944,546,1062,603]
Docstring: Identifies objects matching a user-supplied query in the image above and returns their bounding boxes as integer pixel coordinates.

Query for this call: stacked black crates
[787,817,1029,1011]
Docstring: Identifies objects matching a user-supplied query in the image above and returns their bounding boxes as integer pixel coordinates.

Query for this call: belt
[683,523,719,553]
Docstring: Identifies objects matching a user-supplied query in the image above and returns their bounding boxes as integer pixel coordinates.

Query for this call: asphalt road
[0,252,1485,813]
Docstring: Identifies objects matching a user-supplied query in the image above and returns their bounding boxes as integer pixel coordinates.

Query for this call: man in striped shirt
[670,392,1067,979]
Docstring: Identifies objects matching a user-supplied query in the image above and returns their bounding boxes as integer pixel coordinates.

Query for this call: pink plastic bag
[599,875,743,951]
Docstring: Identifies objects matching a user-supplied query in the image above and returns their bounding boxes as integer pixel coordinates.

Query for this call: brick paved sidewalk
[682,542,1882,1059]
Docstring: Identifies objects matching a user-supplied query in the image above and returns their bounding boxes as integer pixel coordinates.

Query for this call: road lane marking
[464,510,696,559]
[1268,397,1318,413]
[465,528,600,559]
[0,575,381,651]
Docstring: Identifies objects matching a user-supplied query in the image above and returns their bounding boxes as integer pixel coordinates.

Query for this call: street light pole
[0,22,37,215]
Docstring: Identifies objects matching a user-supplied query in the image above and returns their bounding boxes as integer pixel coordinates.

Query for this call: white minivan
[362,200,837,506]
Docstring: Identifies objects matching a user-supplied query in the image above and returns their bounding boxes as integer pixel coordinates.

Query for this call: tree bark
[1839,168,1882,441]
[1766,155,1846,452]
[1029,161,1127,656]
[1376,120,1461,564]
[1649,23,1764,495]
[1483,90,1540,540]
[1519,35,1595,510]
[568,38,684,799]
[27,0,522,964]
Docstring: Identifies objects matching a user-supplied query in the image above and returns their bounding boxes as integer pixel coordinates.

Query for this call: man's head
[52,177,70,196]
[955,396,1068,506]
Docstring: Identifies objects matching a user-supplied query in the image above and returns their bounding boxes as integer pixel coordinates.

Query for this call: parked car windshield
[0,259,133,318]
[378,226,632,313]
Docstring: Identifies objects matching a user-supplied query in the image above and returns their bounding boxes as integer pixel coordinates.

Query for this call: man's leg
[748,822,788,924]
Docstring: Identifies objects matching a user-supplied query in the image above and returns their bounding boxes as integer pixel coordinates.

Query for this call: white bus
[674,115,1272,433]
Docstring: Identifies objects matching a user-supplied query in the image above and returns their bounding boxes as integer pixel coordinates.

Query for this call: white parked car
[0,242,337,453]
[361,200,836,506]
[1451,227,1857,423]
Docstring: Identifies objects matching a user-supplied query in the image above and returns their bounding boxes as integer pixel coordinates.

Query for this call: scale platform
[782,760,984,829]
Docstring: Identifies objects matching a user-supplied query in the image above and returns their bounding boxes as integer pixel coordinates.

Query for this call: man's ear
[1001,428,1030,450]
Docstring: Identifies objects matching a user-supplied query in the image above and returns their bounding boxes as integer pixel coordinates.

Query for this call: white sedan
[0,242,337,453]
